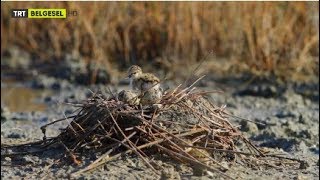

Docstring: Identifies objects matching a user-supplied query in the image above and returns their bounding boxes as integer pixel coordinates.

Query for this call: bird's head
[127,65,143,79]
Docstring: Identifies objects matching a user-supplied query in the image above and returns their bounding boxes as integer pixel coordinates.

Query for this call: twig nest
[4,87,298,179]
[157,95,219,132]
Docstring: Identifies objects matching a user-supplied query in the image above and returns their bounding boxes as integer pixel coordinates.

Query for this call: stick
[107,111,156,172]
[71,128,205,177]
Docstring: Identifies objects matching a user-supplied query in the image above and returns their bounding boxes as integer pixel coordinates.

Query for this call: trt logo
[11,9,28,18]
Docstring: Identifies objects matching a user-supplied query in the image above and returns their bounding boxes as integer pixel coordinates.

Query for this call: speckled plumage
[118,90,140,106]
[139,87,162,105]
[127,65,162,105]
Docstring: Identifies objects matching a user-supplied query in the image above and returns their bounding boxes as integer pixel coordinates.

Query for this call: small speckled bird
[127,65,162,105]
[117,90,140,106]
[127,65,160,91]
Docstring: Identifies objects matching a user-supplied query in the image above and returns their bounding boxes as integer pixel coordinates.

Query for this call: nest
[2,83,303,179]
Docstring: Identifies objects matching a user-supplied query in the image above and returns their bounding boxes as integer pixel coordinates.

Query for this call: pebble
[240,120,259,134]
[295,174,309,180]
[21,156,37,164]
[44,96,52,102]
[7,132,24,139]
[299,160,310,169]
[274,110,296,118]
[160,166,180,180]
[298,141,308,153]
[4,157,11,162]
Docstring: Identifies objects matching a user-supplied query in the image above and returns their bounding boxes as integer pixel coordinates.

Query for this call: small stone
[160,166,180,180]
[304,99,311,106]
[220,161,229,170]
[4,157,11,161]
[275,110,295,118]
[295,174,309,180]
[298,141,308,153]
[40,117,48,123]
[7,132,24,139]
[51,82,61,90]
[299,160,310,169]
[240,120,259,134]
[44,96,52,102]
[192,166,205,176]
[21,156,36,164]
[298,130,312,139]
[269,85,277,94]
[25,167,33,172]
[298,114,306,124]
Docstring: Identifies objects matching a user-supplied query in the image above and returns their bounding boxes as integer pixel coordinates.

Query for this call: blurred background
[1,2,319,83]
[1,1,319,112]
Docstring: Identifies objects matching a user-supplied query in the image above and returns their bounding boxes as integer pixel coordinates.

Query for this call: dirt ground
[1,73,319,180]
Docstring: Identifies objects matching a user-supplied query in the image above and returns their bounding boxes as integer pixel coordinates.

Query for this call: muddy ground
[1,68,319,179]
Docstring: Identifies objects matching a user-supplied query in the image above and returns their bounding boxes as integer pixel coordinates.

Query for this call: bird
[117,90,140,106]
[139,87,162,105]
[127,65,143,91]
[127,65,162,105]
[127,65,161,91]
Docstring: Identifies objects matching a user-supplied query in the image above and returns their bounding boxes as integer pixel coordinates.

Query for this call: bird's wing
[142,73,160,83]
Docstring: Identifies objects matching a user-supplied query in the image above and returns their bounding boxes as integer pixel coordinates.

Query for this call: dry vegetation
[1,2,319,82]
[1,85,303,178]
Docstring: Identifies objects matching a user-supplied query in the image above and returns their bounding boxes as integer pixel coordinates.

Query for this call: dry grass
[1,2,319,82]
